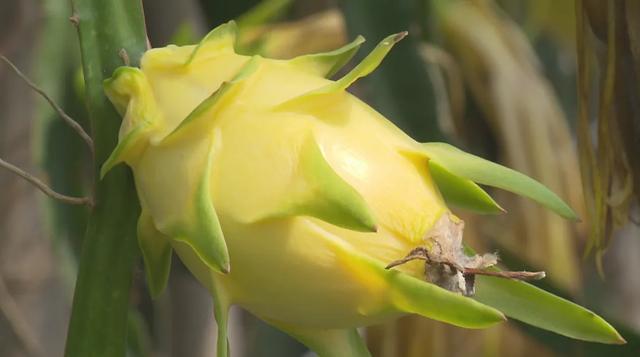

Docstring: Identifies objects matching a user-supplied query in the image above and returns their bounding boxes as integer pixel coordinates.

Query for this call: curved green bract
[185,20,238,65]
[289,35,366,77]
[336,240,506,328]
[296,135,376,231]
[429,160,504,214]
[100,125,147,178]
[103,67,146,115]
[474,276,625,344]
[173,140,230,273]
[101,67,161,177]
[388,270,505,328]
[315,31,407,93]
[275,31,407,112]
[260,134,377,232]
[422,142,578,220]
[165,56,261,142]
[137,211,172,297]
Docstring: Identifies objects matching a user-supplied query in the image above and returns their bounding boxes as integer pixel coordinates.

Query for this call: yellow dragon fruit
[101,21,622,356]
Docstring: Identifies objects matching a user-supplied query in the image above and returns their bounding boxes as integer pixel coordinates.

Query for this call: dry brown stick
[0,157,92,206]
[386,247,545,281]
[385,247,430,270]
[463,268,546,281]
[0,274,45,357]
[0,55,94,156]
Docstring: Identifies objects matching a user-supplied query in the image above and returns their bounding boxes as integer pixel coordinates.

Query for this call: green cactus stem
[64,0,147,356]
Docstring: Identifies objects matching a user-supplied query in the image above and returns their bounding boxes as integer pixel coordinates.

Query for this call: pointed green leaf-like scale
[100,125,148,179]
[274,32,406,112]
[137,211,172,297]
[335,242,505,328]
[101,67,162,177]
[421,142,578,220]
[269,322,371,357]
[429,160,504,214]
[184,20,238,66]
[289,35,366,78]
[323,31,407,93]
[474,276,625,344]
[459,244,623,343]
[261,134,377,232]
[387,271,505,328]
[164,56,261,144]
[173,140,230,273]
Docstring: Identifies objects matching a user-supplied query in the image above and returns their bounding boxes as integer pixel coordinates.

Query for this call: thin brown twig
[0,274,45,357]
[0,157,92,206]
[0,55,94,157]
[385,247,430,270]
[386,247,545,281]
[463,268,545,280]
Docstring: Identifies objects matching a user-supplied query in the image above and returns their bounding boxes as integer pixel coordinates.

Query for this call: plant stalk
[64,0,147,356]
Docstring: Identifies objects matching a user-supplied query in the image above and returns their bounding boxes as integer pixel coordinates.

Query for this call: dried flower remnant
[386,214,545,296]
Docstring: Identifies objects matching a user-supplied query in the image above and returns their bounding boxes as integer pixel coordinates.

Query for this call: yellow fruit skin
[101,20,624,356]
[103,24,506,355]
[140,53,446,327]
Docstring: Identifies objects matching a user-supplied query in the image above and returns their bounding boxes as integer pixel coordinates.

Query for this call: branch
[462,268,546,281]
[0,157,92,206]
[0,55,94,156]
[386,247,546,282]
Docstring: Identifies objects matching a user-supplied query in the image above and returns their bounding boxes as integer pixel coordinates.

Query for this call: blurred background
[0,0,639,356]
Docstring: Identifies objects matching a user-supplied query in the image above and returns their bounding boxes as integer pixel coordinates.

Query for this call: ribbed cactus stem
[64,1,147,356]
